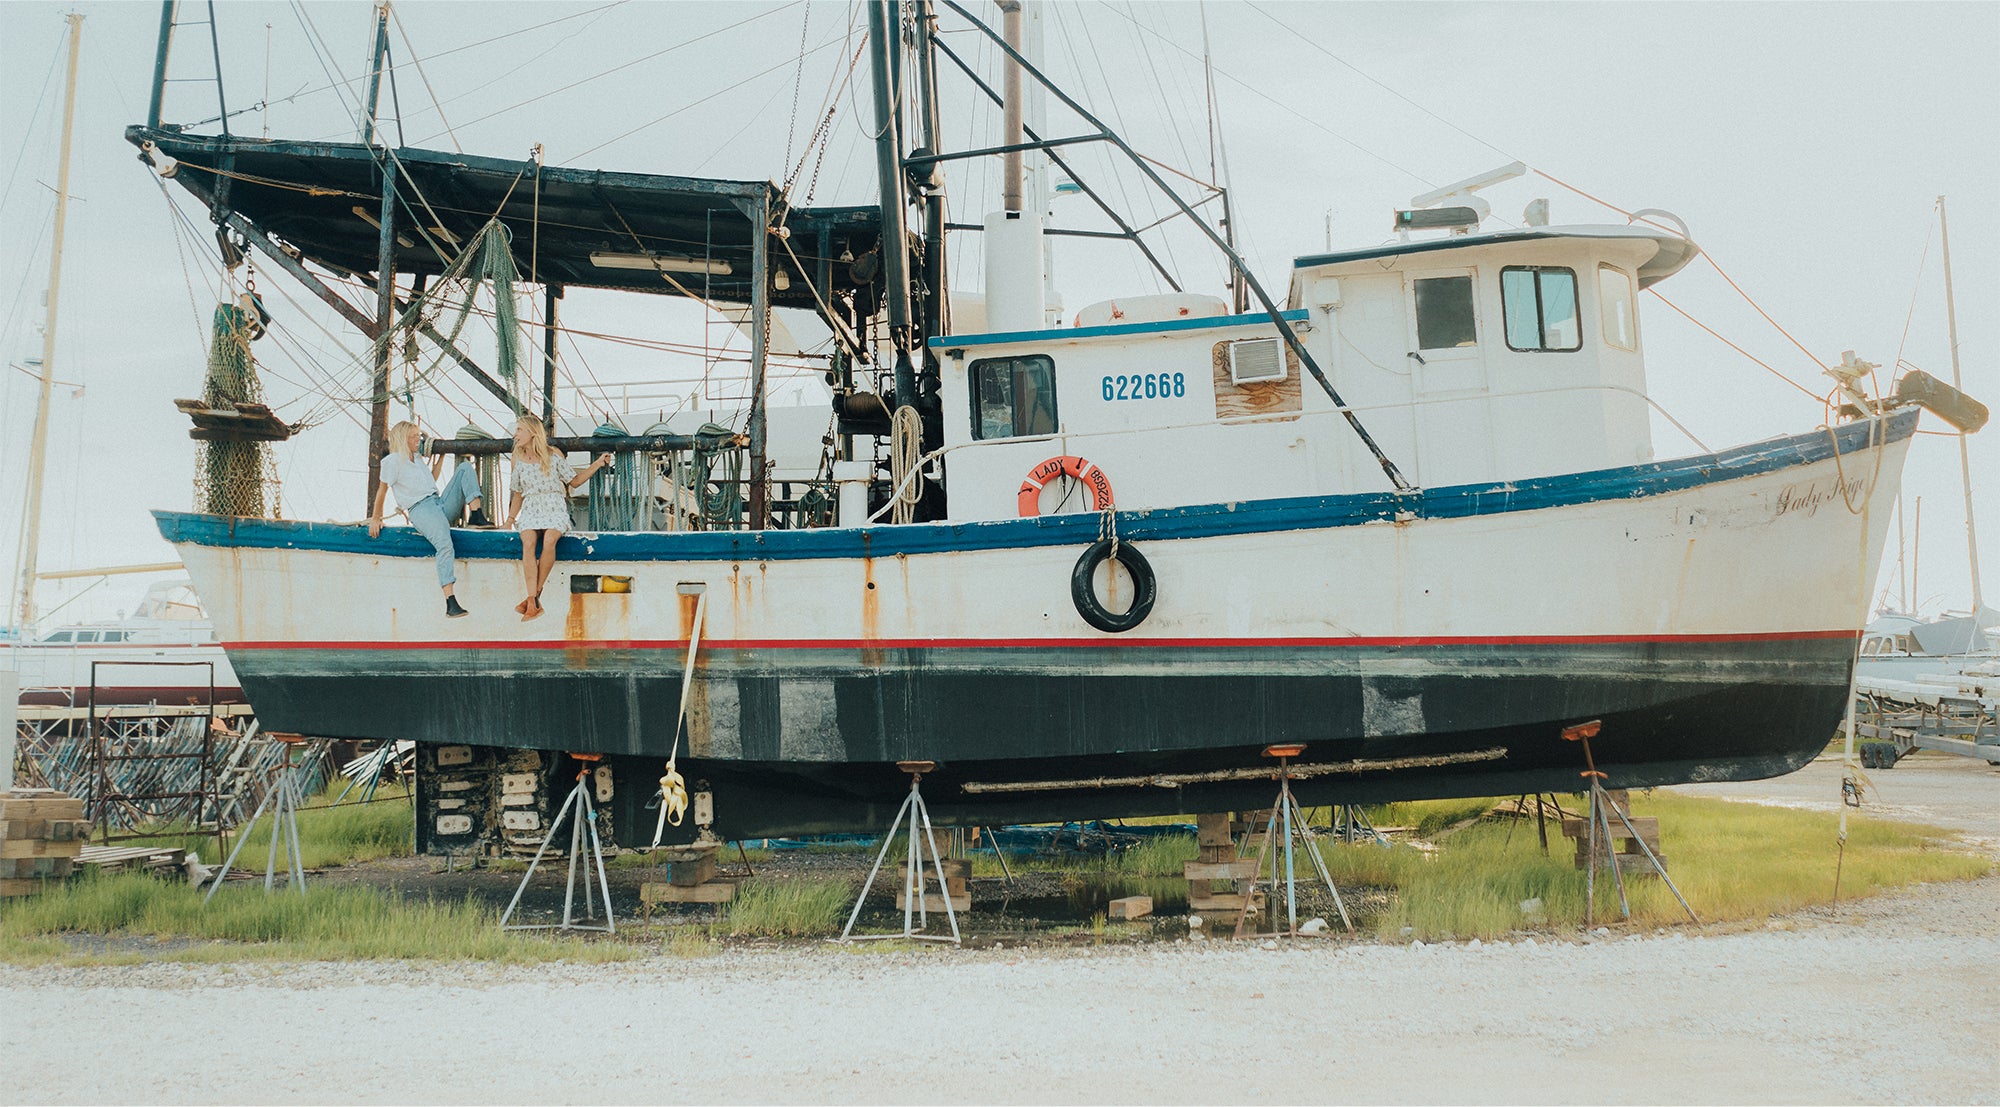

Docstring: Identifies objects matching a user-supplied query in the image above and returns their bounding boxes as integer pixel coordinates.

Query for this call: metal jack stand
[1236,745,1354,939]
[205,755,309,901]
[838,761,961,944]
[500,754,616,933]
[1331,804,1388,846]
[1504,793,1570,854]
[1564,721,1698,927]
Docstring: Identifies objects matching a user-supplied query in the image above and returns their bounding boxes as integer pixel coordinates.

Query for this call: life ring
[1018,455,1114,517]
[1071,539,1156,633]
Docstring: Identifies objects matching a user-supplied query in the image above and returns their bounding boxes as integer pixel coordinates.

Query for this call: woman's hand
[367,516,382,539]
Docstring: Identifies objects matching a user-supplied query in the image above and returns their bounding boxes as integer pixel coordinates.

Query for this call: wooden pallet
[75,845,187,877]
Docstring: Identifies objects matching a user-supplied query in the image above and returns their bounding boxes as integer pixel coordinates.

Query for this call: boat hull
[154,411,1915,840]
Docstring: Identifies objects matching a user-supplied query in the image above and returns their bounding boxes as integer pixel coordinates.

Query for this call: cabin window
[1599,264,1637,350]
[72,631,99,644]
[40,630,72,643]
[1501,266,1581,352]
[99,631,128,643]
[970,355,1058,440]
[1413,276,1477,350]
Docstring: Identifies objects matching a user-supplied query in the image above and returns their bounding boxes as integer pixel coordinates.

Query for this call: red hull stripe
[224,630,1862,651]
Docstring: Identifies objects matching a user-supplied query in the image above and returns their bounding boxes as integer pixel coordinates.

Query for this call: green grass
[1319,793,1990,942]
[718,878,853,938]
[119,785,416,871]
[0,872,646,965]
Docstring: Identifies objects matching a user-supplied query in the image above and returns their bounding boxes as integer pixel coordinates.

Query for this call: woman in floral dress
[505,414,609,619]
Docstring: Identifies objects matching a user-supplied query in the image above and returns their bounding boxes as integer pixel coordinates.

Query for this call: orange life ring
[1018,455,1114,517]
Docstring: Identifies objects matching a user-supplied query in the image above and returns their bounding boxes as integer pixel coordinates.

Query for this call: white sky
[2,0,1995,625]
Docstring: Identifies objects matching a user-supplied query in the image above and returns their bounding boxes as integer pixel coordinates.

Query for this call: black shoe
[445,596,469,618]
[465,507,493,527]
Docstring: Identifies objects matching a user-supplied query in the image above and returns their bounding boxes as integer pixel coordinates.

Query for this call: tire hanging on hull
[1071,539,1156,633]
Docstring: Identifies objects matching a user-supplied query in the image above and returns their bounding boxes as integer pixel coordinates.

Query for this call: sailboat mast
[15,14,83,631]
[1937,195,1983,614]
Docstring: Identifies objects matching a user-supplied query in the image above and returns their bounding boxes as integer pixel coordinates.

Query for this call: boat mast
[363,3,396,513]
[1937,196,1984,615]
[866,0,918,414]
[15,14,84,631]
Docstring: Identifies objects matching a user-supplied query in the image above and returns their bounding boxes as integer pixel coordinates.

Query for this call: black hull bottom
[229,638,1852,845]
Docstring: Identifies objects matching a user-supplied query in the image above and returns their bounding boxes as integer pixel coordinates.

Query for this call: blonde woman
[505,414,610,620]
[367,420,489,618]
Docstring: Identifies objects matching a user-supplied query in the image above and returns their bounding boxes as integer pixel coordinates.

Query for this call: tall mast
[1937,196,1984,615]
[866,0,917,410]
[15,14,84,631]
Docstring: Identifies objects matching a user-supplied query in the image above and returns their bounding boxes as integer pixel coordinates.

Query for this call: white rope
[888,404,924,525]
[650,589,706,847]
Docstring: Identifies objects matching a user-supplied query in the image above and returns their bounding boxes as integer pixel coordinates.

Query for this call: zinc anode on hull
[158,411,1915,841]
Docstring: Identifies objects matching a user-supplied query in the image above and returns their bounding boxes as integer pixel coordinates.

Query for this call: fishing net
[194,300,272,518]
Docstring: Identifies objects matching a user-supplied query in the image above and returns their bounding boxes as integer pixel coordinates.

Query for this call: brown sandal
[514,598,531,616]
[524,596,544,620]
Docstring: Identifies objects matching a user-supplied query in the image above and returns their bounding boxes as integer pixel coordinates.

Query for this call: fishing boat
[127,2,1976,851]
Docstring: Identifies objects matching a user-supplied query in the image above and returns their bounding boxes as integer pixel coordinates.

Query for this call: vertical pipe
[148,2,176,129]
[542,284,561,428]
[866,0,916,406]
[16,14,82,631]
[912,0,948,341]
[999,0,1024,212]
[1936,197,1984,615]
[203,0,230,137]
[748,197,770,530]
[360,4,389,146]
[366,167,396,513]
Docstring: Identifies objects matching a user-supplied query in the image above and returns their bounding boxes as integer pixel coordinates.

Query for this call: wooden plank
[1210,339,1302,420]
[1196,812,1233,848]
[1184,858,1259,881]
[1187,892,1261,913]
[641,881,736,905]
[0,838,84,859]
[1560,816,1659,842]
[0,857,73,879]
[0,798,85,820]
[1107,895,1153,920]
[0,877,60,897]
[895,890,970,914]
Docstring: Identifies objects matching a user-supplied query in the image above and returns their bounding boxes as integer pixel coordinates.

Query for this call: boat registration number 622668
[1101,372,1185,401]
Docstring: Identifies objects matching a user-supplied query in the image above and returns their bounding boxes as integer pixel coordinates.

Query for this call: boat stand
[1503,793,1571,854]
[1564,721,1698,926]
[1330,804,1388,846]
[204,754,309,901]
[499,755,616,933]
[837,760,961,944]
[1234,744,1354,939]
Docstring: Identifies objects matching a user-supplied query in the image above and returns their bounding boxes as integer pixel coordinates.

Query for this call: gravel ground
[4,758,1996,1105]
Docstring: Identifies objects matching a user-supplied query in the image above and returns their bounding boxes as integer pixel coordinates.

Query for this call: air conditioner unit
[1228,337,1286,385]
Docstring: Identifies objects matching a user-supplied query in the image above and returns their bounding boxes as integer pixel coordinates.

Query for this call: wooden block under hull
[1108,896,1153,920]
[1183,858,1258,881]
[895,890,970,914]
[642,881,736,905]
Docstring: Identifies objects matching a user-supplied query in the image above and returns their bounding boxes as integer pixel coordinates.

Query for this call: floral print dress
[513,454,576,533]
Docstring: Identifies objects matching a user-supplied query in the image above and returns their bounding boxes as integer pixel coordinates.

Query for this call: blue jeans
[407,462,483,588]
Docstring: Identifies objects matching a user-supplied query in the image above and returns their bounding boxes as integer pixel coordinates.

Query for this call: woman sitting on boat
[505,414,610,621]
[367,420,491,619]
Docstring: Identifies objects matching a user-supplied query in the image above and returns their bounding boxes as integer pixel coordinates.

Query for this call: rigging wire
[388,5,460,152]
[451,3,807,150]
[0,29,66,218]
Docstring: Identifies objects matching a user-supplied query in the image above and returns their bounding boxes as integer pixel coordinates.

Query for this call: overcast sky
[2,0,1995,626]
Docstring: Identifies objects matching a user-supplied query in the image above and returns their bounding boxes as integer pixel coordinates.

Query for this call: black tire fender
[1070,539,1156,633]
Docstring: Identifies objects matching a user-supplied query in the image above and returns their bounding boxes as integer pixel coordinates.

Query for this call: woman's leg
[407,497,464,614]
[533,533,559,603]
[438,462,485,523]
[517,531,537,613]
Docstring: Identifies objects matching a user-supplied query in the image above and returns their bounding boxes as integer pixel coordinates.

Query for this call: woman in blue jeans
[367,420,490,617]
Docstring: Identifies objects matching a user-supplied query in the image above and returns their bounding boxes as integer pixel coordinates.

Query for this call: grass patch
[119,785,416,871]
[1322,792,1989,942]
[719,878,852,938]
[0,872,644,965]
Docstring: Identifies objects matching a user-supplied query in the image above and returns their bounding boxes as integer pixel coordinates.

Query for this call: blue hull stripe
[152,409,1917,565]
